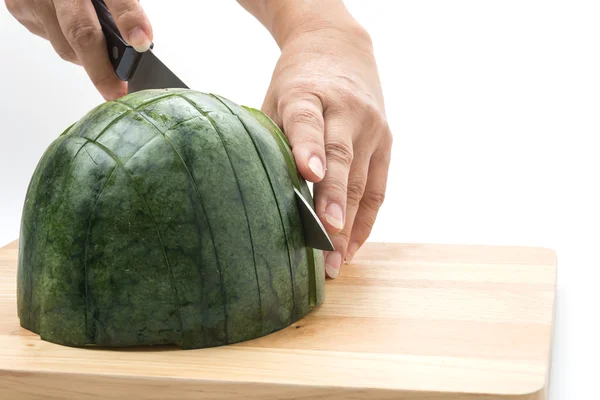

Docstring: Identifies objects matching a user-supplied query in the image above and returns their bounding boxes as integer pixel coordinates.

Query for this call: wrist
[264,0,371,50]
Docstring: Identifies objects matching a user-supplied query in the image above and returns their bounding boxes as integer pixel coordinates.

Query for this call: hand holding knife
[91,0,188,93]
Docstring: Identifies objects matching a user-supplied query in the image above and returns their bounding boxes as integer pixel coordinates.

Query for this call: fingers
[313,114,355,277]
[34,1,79,64]
[279,94,326,182]
[104,0,153,52]
[7,0,151,99]
[324,153,369,279]
[314,115,354,233]
[54,0,126,100]
[346,142,391,263]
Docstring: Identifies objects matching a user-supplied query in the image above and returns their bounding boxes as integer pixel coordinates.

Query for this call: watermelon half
[17,89,325,349]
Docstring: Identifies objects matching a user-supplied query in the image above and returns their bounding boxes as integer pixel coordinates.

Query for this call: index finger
[54,0,126,100]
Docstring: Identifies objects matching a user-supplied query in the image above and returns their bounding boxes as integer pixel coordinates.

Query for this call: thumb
[104,0,153,52]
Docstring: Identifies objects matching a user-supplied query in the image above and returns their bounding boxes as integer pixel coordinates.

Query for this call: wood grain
[0,240,556,399]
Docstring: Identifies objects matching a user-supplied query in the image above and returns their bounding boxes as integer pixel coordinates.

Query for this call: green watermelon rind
[210,98,321,307]
[240,105,323,307]
[17,89,323,350]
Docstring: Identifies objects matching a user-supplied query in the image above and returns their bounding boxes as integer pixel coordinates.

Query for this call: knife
[293,188,334,251]
[91,0,187,92]
[92,0,334,251]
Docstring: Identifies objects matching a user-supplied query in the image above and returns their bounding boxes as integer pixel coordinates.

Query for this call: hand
[5,0,153,100]
[260,18,393,278]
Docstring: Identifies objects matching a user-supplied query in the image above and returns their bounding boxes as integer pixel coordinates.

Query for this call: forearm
[236,0,368,48]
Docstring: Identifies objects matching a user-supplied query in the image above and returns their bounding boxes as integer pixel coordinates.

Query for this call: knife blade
[93,0,334,251]
[128,50,188,93]
[294,188,335,251]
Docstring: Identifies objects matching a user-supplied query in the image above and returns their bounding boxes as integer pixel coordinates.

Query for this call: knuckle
[289,107,324,132]
[356,101,392,149]
[354,217,375,239]
[278,81,320,109]
[361,190,386,212]
[278,82,317,105]
[288,80,319,97]
[335,229,351,243]
[365,101,387,127]
[294,134,323,150]
[23,21,43,36]
[321,175,347,198]
[383,128,394,148]
[114,7,141,28]
[5,0,19,15]
[65,19,100,49]
[338,88,362,111]
[90,72,115,89]
[347,177,367,204]
[325,139,354,166]
[55,47,78,63]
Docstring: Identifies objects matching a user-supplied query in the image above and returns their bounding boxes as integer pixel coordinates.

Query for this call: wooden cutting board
[0,240,556,399]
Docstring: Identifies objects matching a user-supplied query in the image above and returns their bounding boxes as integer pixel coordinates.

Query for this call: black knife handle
[91,0,150,81]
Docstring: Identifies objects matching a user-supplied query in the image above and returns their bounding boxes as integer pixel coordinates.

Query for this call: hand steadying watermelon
[17,89,325,349]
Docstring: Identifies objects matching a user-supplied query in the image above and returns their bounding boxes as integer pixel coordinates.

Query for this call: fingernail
[324,203,344,230]
[325,251,342,279]
[103,92,120,101]
[128,27,151,52]
[308,156,325,179]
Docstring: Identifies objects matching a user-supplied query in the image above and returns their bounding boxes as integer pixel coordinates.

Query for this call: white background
[1,1,598,398]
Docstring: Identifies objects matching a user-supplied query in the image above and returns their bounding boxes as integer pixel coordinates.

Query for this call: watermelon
[17,89,325,349]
